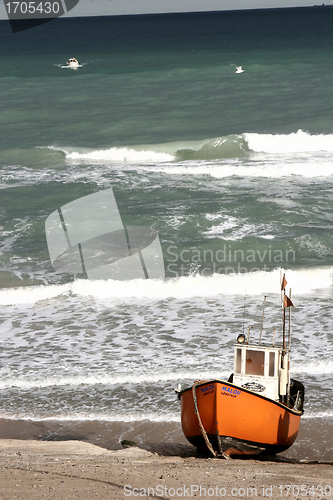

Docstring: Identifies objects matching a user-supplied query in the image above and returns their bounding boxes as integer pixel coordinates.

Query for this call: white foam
[1,409,331,422]
[294,359,333,376]
[0,370,224,390]
[0,267,332,306]
[138,159,333,179]
[0,411,180,423]
[0,283,71,305]
[65,147,173,163]
[303,411,333,420]
[245,130,333,154]
[44,133,333,179]
[203,215,269,240]
[72,267,333,299]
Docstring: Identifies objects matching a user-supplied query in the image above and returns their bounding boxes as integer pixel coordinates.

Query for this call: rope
[192,382,217,458]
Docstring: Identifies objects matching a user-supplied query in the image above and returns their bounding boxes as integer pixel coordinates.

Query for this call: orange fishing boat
[176,275,304,457]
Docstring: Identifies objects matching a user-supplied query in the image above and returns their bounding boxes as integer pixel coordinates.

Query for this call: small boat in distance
[176,274,304,458]
[65,57,81,69]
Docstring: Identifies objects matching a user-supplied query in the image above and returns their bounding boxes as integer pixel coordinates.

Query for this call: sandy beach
[0,405,332,499]
[1,436,332,499]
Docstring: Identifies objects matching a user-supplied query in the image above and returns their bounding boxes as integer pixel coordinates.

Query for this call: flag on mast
[281,274,287,291]
[284,295,294,308]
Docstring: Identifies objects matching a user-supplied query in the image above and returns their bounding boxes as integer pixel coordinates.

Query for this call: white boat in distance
[62,57,82,70]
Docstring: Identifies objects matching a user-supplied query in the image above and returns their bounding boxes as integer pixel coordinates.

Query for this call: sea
[0,6,333,461]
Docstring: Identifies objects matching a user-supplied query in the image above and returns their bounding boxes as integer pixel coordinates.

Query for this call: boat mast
[280,273,288,404]
[259,295,267,346]
[286,288,292,406]
[281,273,294,406]
[281,273,287,351]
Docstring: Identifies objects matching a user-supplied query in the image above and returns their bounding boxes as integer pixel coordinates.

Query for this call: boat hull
[179,379,302,456]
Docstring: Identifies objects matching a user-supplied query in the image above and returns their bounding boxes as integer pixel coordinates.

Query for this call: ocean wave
[47,137,244,163]
[294,359,333,376]
[0,371,226,390]
[0,283,71,306]
[303,411,333,420]
[0,409,331,422]
[45,130,333,164]
[0,411,180,423]
[245,130,333,154]
[64,147,174,163]
[2,131,333,186]
[0,267,331,306]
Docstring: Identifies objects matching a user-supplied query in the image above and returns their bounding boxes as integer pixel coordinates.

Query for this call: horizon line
[1,3,332,23]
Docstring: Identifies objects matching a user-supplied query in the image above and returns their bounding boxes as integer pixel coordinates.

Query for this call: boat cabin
[232,342,287,401]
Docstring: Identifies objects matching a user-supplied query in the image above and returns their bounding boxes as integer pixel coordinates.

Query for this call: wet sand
[0,417,332,461]
[0,439,333,500]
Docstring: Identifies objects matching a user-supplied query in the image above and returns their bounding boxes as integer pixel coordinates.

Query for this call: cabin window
[269,352,275,377]
[235,348,242,373]
[245,350,264,376]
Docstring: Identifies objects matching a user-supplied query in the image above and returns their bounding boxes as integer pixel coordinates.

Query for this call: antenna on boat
[281,273,287,350]
[287,287,292,406]
[259,295,267,346]
[280,272,288,404]
[242,289,247,335]
[280,273,294,405]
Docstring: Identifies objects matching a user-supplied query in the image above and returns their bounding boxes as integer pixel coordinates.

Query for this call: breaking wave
[0,371,224,390]
[0,266,332,306]
[46,130,333,163]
